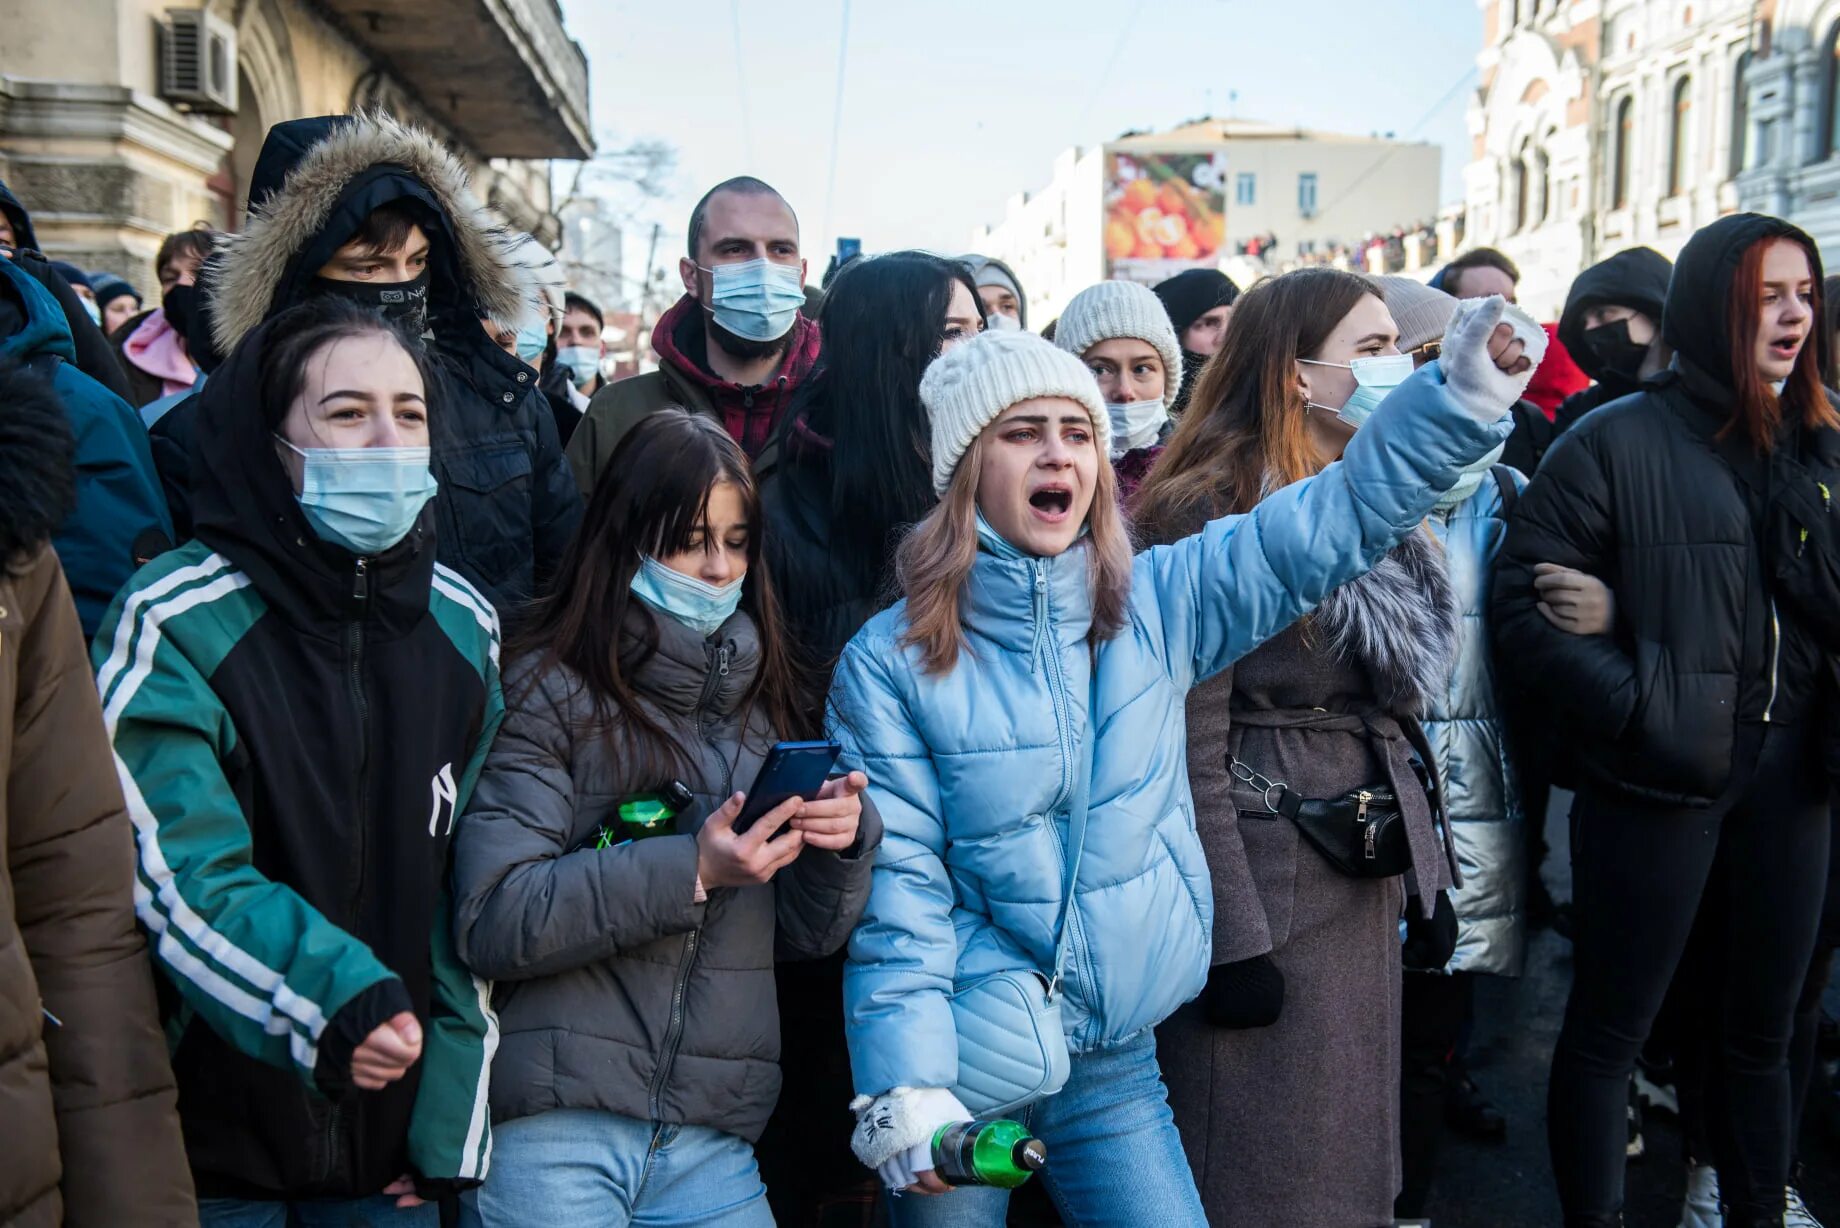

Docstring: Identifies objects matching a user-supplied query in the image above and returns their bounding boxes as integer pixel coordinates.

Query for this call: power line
[1317,64,1479,222]
[820,0,852,253]
[730,0,756,171]
[1073,0,1148,143]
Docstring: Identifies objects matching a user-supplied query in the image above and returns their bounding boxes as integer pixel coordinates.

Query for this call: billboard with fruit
[1102,148,1227,285]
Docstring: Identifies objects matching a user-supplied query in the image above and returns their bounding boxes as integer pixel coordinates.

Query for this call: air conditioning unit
[159,9,237,115]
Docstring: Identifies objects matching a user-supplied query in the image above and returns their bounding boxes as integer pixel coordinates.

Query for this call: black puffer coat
[1493,214,1840,807]
[451,608,881,1143]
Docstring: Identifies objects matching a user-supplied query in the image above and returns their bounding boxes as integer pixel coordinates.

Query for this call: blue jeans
[885,1030,1203,1228]
[199,1197,437,1227]
[471,1108,775,1228]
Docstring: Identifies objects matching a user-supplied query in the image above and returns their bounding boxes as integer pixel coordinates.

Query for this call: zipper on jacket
[346,558,373,922]
[1031,560,1095,1025]
[1763,600,1782,723]
[648,638,730,1118]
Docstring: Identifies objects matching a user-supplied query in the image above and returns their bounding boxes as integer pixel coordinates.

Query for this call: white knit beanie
[920,329,1109,495]
[1053,279,1185,411]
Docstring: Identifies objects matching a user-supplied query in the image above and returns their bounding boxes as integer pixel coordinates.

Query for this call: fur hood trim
[210,110,546,352]
[1316,527,1459,713]
[0,361,76,563]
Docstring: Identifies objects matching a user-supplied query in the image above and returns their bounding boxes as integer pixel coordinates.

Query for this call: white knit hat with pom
[1052,279,1184,411]
[920,329,1109,495]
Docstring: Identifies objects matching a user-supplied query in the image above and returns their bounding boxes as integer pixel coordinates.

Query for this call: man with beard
[566,176,820,492]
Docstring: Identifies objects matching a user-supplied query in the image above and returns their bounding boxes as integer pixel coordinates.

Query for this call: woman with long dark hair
[1495,214,1840,1228]
[831,311,1527,1225]
[1133,268,1541,1226]
[754,249,984,1225]
[453,409,880,1226]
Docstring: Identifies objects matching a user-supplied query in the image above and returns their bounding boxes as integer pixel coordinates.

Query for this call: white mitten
[849,1086,972,1184]
[1441,295,1544,421]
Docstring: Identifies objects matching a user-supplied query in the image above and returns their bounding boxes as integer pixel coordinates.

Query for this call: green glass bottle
[596,781,695,848]
[930,1119,1047,1189]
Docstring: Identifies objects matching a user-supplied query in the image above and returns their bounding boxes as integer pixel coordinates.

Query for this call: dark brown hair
[1724,235,1839,453]
[1133,268,1380,539]
[510,409,810,774]
[1443,246,1520,297]
[156,225,218,279]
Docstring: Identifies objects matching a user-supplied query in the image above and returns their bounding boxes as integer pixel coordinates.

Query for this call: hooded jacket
[830,358,1511,1099]
[0,366,195,1228]
[1553,247,1674,435]
[0,177,39,251]
[567,295,822,493]
[96,312,503,1200]
[453,609,880,1142]
[1494,214,1840,808]
[0,259,173,639]
[157,113,580,611]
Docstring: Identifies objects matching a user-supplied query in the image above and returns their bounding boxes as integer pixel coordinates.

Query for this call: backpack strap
[1490,464,1519,521]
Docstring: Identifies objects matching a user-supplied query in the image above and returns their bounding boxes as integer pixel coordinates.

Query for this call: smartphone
[732,740,843,836]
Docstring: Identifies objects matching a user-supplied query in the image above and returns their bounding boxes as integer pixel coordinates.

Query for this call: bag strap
[1490,464,1519,520]
[1047,658,1098,1000]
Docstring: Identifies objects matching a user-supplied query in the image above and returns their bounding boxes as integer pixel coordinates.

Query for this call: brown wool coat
[0,547,195,1226]
[1157,615,1451,1228]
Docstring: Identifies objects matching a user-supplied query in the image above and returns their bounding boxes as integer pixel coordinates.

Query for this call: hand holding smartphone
[732,741,843,836]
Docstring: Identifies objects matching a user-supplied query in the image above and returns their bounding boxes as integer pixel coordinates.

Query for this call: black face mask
[1582,317,1651,384]
[310,267,431,336]
[162,282,198,340]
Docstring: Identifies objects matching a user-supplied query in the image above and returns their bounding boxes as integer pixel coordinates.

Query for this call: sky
[556,0,1484,307]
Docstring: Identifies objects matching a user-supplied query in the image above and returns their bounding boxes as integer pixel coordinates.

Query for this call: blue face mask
[700,258,805,342]
[630,555,743,638]
[556,344,602,388]
[1301,352,1415,429]
[277,439,439,556]
[514,323,548,364]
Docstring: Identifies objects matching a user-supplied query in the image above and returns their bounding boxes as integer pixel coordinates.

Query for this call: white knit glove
[1439,295,1546,422]
[849,1086,973,1190]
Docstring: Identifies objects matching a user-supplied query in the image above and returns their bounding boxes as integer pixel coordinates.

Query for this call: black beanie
[1153,268,1240,335]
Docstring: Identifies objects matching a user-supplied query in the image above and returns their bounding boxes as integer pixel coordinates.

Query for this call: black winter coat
[1493,215,1840,807]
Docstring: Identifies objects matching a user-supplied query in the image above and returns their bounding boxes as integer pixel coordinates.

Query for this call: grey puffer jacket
[452,607,881,1142]
[1425,470,1527,977]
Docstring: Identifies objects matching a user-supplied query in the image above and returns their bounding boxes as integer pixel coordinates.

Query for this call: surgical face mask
[1582,318,1650,384]
[514,323,548,364]
[311,267,431,335]
[276,438,438,556]
[630,555,743,638]
[80,296,102,326]
[1105,399,1167,458]
[556,345,602,389]
[985,312,1022,332]
[1300,352,1415,429]
[698,258,804,342]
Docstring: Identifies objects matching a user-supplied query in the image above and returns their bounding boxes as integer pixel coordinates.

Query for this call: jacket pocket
[437,441,534,594]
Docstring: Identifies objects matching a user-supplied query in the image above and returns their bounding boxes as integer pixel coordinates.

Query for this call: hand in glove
[1402,891,1459,972]
[1441,296,1546,423]
[1203,953,1286,1028]
[1534,564,1616,636]
[850,1086,970,1195]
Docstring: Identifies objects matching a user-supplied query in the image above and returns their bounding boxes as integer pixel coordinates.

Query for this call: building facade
[970,118,1441,327]
[1462,0,1840,317]
[0,0,590,291]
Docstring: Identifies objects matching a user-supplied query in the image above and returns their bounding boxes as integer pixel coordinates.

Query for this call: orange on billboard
[1102,149,1227,284]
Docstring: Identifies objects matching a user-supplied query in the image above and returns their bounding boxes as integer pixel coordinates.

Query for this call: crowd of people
[3,106,1838,1228]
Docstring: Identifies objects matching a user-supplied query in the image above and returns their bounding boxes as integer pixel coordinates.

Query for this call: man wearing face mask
[1554,247,1675,436]
[958,253,1029,332]
[568,176,820,490]
[150,113,581,611]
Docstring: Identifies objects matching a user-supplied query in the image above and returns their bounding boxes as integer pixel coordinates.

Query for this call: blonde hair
[895,430,1136,675]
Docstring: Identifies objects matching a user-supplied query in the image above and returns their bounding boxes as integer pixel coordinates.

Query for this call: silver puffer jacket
[1424,469,1527,976]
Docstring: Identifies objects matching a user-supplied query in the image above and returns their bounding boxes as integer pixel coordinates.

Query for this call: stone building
[0,0,590,290]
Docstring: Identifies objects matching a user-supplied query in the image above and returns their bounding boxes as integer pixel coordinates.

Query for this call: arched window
[1612,96,1633,208]
[1828,22,1840,156]
[1513,141,1530,231]
[1668,76,1692,196]
[1732,50,1752,175]
[1533,145,1551,223]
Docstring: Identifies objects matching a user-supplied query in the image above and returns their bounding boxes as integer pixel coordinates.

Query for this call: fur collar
[0,361,75,563]
[210,110,552,354]
[1314,527,1458,713]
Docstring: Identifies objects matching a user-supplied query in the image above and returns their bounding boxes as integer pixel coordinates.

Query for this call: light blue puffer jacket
[828,360,1514,1100]
[1424,467,1529,977]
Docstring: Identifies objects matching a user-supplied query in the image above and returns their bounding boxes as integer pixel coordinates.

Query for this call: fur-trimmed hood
[1315,527,1460,714]
[209,111,552,353]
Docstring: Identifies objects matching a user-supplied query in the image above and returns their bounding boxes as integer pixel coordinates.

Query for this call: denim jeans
[199,1197,437,1228]
[471,1108,775,1228]
[885,1030,1204,1228]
